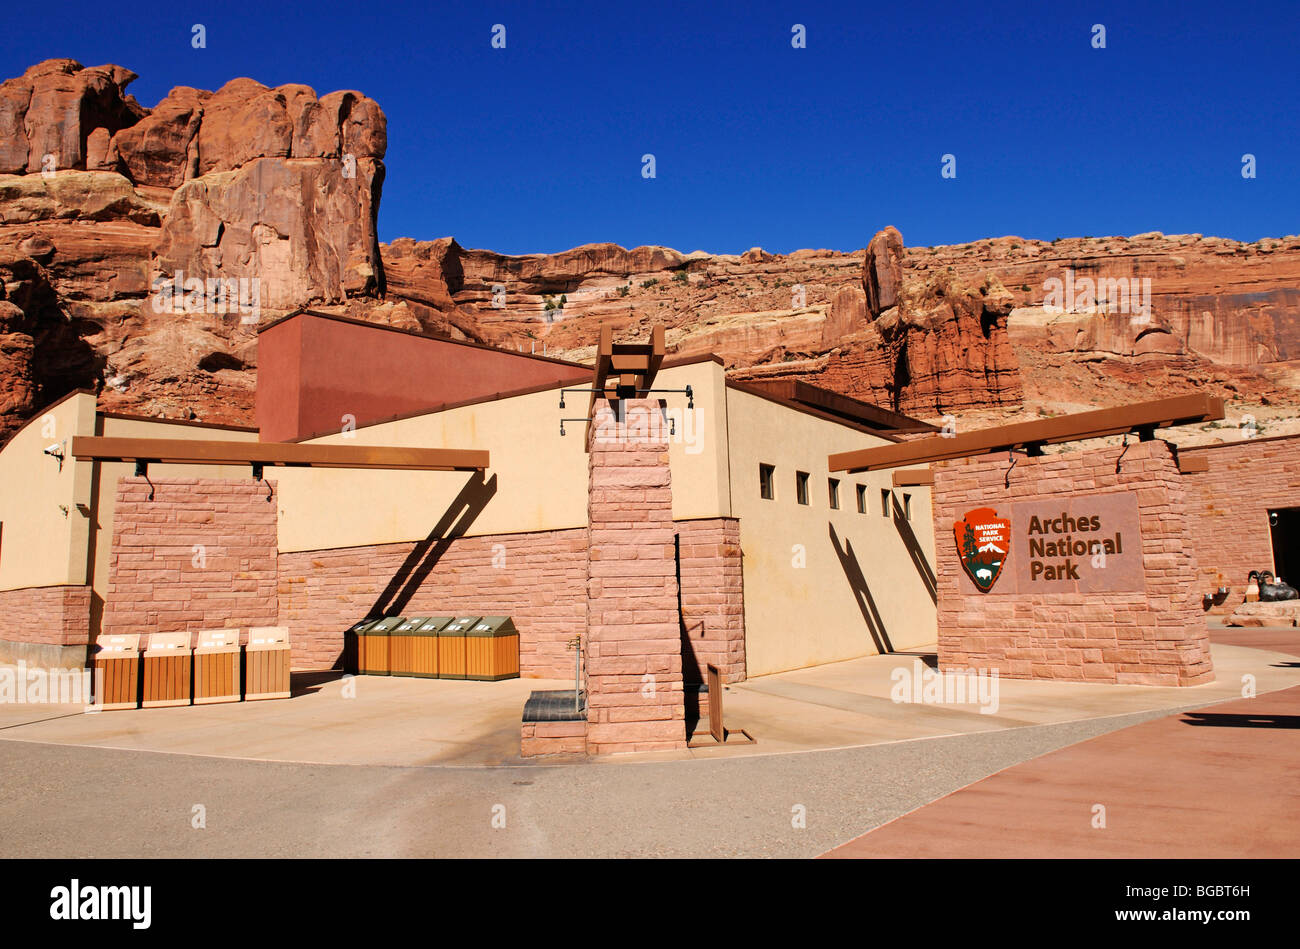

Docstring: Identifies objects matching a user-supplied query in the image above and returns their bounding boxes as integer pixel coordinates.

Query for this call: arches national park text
[1027,511,1125,582]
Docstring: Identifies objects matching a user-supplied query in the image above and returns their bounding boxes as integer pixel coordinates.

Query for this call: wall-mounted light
[44,441,65,471]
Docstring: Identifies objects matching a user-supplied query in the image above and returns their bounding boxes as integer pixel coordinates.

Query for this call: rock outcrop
[864,225,904,317]
[0,59,387,441]
[1,59,1298,445]
[0,60,146,175]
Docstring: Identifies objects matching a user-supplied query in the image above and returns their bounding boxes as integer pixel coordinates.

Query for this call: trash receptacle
[142,631,192,708]
[437,616,478,680]
[193,629,241,704]
[358,617,403,675]
[388,617,428,677]
[392,616,450,677]
[245,626,291,700]
[466,616,520,681]
[93,633,141,710]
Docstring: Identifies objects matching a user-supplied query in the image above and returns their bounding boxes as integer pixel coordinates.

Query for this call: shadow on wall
[335,470,499,670]
[891,495,937,605]
[829,523,895,655]
[674,533,704,730]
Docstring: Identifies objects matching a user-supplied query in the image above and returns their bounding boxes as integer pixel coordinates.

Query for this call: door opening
[1268,507,1300,586]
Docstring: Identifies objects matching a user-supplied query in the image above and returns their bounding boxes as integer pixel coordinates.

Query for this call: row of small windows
[758,464,911,519]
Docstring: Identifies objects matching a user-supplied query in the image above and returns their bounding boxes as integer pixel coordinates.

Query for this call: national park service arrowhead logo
[954,507,1011,592]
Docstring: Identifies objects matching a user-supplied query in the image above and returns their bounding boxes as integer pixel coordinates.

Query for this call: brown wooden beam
[828,394,1226,472]
[892,468,935,487]
[71,437,489,471]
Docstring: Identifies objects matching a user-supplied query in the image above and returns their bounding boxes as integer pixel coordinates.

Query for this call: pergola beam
[828,394,1226,473]
[71,437,489,471]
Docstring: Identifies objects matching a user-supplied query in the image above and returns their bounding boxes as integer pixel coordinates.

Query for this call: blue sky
[6,1,1297,254]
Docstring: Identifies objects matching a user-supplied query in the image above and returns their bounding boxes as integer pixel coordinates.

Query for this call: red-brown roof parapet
[829,394,1226,473]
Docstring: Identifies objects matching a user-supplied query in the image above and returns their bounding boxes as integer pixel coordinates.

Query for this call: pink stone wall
[932,441,1214,686]
[675,517,745,683]
[0,584,93,646]
[278,528,588,674]
[100,477,279,642]
[1181,434,1300,611]
[583,399,688,753]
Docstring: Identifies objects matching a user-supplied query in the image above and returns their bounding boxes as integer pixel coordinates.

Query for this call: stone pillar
[584,398,687,753]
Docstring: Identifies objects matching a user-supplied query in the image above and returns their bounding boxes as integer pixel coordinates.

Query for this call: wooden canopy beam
[828,394,1226,473]
[71,437,489,471]
[892,468,935,487]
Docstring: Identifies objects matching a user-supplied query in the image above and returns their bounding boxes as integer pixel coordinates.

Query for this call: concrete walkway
[2,630,1296,857]
[822,626,1300,858]
[1,639,1294,767]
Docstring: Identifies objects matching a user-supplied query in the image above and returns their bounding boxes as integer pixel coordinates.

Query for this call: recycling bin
[357,616,403,676]
[390,616,450,678]
[347,617,379,674]
[437,616,479,680]
[193,628,241,705]
[466,616,520,681]
[387,617,428,678]
[142,630,193,708]
[245,626,291,700]
[93,633,141,710]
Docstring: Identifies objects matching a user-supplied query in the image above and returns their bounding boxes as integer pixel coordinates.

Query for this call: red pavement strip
[823,629,1300,858]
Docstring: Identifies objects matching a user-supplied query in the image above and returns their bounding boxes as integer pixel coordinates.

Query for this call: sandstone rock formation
[0,60,146,175]
[864,225,904,317]
[0,59,387,441]
[2,58,1298,446]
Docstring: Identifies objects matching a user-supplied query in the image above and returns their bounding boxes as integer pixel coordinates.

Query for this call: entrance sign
[954,492,1145,595]
[954,507,1011,592]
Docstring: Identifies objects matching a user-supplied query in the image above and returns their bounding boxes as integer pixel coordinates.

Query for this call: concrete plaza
[0,626,1296,857]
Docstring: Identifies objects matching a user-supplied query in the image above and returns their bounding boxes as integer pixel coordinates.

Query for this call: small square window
[759,463,775,500]
[856,484,867,514]
[796,471,810,505]
[828,478,840,510]
[881,489,891,517]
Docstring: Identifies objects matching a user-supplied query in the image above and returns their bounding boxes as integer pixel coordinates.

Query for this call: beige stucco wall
[276,361,731,553]
[0,392,95,590]
[724,387,938,676]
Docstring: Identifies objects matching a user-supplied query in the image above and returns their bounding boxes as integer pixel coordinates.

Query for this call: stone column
[584,398,687,753]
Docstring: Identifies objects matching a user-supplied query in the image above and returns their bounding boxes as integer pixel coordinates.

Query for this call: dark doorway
[1269,507,1300,586]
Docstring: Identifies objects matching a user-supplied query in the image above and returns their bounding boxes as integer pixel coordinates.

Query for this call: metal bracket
[134,460,156,501]
[558,387,598,409]
[560,385,695,410]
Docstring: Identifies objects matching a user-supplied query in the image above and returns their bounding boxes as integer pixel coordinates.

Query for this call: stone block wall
[675,517,745,683]
[0,584,93,665]
[278,528,588,673]
[99,477,279,642]
[932,440,1213,686]
[1180,434,1300,611]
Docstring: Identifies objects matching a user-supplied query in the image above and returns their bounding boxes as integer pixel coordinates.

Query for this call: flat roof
[741,379,938,433]
[257,307,594,371]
